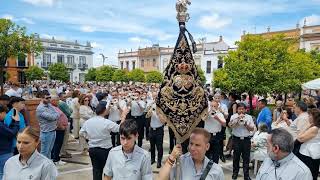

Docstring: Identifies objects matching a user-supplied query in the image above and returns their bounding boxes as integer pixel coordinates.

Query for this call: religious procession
[1,0,320,180]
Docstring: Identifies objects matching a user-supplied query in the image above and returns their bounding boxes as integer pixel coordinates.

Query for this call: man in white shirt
[130,91,146,147]
[103,120,152,180]
[204,100,226,163]
[256,128,312,180]
[229,103,255,180]
[290,101,310,139]
[158,128,224,180]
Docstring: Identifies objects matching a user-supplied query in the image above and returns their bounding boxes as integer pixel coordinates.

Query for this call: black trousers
[206,133,222,164]
[150,126,164,162]
[111,121,121,147]
[51,130,65,162]
[89,147,111,180]
[297,152,320,180]
[232,136,251,179]
[133,115,145,147]
[168,127,176,152]
[145,116,150,140]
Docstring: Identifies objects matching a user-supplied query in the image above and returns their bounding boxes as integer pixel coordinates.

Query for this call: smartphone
[13,109,17,116]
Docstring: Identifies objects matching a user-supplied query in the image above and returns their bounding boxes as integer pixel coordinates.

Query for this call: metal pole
[175,139,182,180]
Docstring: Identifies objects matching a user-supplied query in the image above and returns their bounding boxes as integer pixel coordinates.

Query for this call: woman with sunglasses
[79,95,95,155]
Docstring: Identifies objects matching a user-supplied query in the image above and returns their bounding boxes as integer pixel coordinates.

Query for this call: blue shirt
[4,109,26,148]
[257,107,272,131]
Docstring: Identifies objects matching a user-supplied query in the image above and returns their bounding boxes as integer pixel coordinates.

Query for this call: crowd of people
[0,81,319,180]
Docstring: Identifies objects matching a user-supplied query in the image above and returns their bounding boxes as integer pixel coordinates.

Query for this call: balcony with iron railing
[78,63,88,70]
[66,63,77,70]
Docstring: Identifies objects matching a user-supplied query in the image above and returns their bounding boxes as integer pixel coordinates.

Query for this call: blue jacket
[0,120,20,155]
[257,107,272,131]
[4,109,26,148]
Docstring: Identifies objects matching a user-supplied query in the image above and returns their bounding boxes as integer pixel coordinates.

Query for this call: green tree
[96,65,115,82]
[128,69,145,82]
[213,35,296,112]
[112,69,129,82]
[48,63,69,82]
[0,19,42,94]
[25,66,44,81]
[85,68,97,81]
[196,65,206,85]
[146,71,163,83]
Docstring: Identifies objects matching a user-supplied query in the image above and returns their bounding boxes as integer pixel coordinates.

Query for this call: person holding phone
[4,97,26,155]
[0,105,20,180]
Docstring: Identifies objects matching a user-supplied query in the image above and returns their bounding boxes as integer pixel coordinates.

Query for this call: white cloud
[301,14,320,26]
[91,42,104,49]
[129,37,150,43]
[1,15,35,24]
[17,17,35,24]
[21,0,56,6]
[1,14,14,20]
[198,14,232,30]
[80,25,96,33]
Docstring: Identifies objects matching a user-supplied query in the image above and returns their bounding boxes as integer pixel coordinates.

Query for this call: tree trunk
[249,92,253,115]
[284,93,287,104]
[0,65,3,95]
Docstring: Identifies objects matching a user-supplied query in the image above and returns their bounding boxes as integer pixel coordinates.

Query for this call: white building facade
[119,36,231,85]
[33,35,93,82]
[300,25,320,51]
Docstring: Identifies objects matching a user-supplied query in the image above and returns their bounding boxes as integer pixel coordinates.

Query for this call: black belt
[233,135,251,140]
[150,126,164,131]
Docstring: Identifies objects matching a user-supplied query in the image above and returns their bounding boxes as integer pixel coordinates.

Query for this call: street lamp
[100,53,108,66]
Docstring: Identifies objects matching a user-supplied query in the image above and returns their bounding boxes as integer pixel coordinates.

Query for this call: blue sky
[1,0,320,67]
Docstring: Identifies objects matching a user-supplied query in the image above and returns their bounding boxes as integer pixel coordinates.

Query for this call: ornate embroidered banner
[156,29,208,143]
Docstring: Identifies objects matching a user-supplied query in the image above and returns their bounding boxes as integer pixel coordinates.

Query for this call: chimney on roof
[86,41,91,47]
[34,33,40,39]
[304,18,307,27]
[219,35,223,42]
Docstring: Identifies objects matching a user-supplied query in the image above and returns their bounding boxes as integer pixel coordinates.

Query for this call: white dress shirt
[204,109,225,135]
[79,116,119,149]
[230,113,255,138]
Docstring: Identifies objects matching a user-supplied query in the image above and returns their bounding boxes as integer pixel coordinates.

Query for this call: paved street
[57,126,257,180]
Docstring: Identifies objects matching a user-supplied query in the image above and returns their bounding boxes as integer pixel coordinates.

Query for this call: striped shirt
[36,103,59,132]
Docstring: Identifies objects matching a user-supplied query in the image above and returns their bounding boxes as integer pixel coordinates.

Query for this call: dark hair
[0,104,7,113]
[58,92,65,98]
[119,119,138,138]
[95,102,107,115]
[72,90,80,98]
[9,97,25,105]
[229,93,238,101]
[308,108,320,128]
[191,128,211,143]
[208,95,214,102]
[0,95,10,101]
[258,123,268,132]
[269,128,294,153]
[259,99,268,106]
[237,102,246,109]
[295,101,308,112]
[38,90,50,98]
